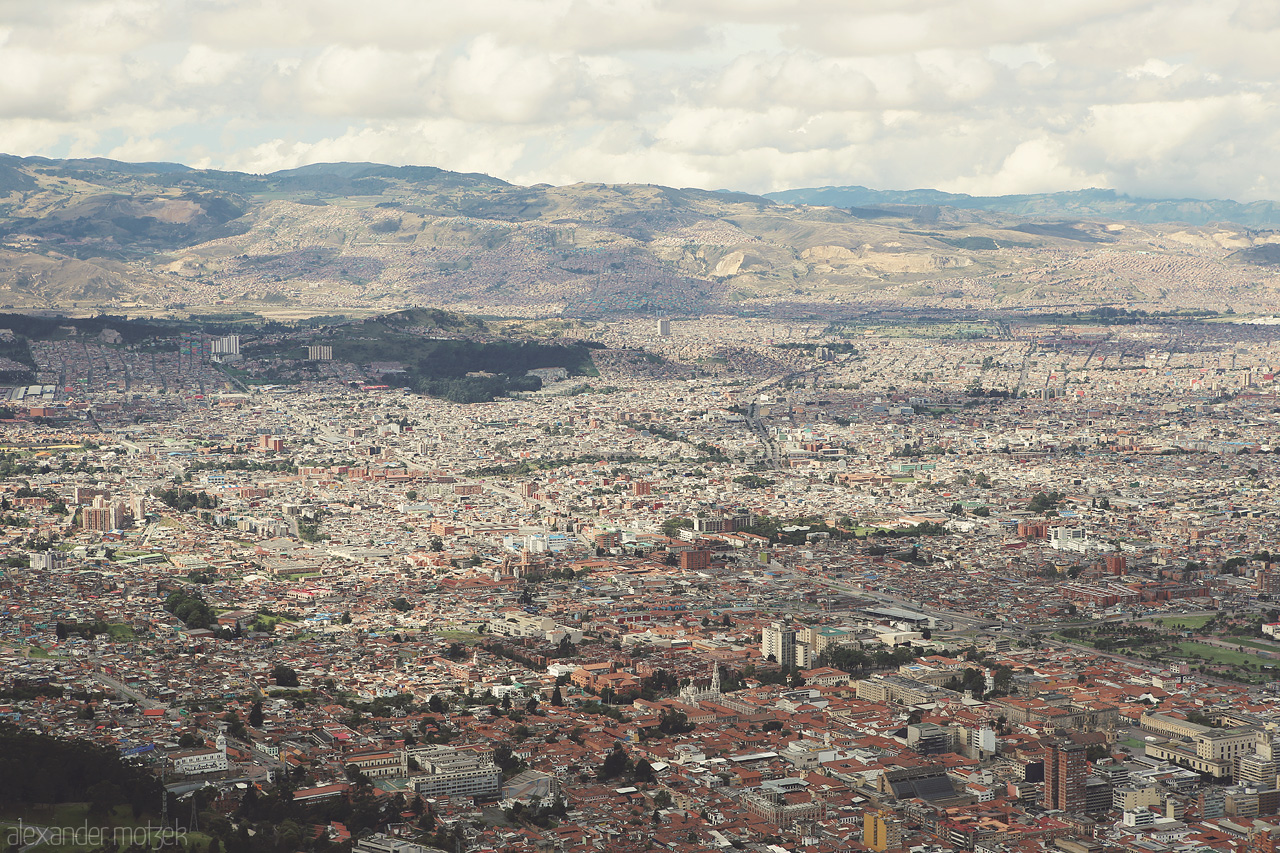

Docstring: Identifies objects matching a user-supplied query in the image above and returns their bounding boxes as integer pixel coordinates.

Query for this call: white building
[1049,526,1090,553]
[171,736,228,775]
[211,335,241,360]
[762,621,796,667]
[408,746,502,799]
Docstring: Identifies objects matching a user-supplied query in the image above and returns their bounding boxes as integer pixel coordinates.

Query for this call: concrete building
[171,736,228,776]
[863,811,903,852]
[762,621,796,667]
[211,335,241,361]
[1043,741,1087,812]
[408,746,502,799]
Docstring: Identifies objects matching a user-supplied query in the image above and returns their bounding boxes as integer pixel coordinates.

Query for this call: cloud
[2,0,1279,200]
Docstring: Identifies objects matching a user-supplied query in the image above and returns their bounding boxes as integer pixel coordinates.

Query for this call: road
[91,669,163,710]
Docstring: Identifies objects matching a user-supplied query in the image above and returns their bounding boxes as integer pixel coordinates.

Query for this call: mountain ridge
[764,185,1280,229]
[0,154,1278,318]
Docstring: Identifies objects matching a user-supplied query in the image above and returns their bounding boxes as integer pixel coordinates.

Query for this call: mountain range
[764,186,1280,230]
[0,154,1278,319]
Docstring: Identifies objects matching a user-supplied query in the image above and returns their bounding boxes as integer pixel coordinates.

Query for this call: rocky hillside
[1,155,1278,318]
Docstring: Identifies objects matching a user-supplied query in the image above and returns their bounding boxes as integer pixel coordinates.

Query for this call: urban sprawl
[8,315,1280,853]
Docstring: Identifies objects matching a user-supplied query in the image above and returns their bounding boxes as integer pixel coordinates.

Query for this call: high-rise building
[211,335,241,359]
[762,621,796,667]
[81,496,130,532]
[1043,741,1087,812]
[863,811,902,852]
[656,318,671,337]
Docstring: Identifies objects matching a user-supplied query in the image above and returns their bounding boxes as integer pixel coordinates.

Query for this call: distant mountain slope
[0,155,1279,317]
[765,186,1280,229]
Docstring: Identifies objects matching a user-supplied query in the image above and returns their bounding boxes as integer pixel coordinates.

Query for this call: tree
[551,685,564,706]
[597,744,630,780]
[272,664,300,687]
[248,700,264,728]
[341,611,352,624]
[633,758,655,784]
[428,694,448,714]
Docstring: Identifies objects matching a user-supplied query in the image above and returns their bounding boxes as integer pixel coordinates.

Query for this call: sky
[1,0,1278,200]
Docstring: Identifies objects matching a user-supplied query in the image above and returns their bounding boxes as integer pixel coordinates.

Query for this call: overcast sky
[2,0,1277,199]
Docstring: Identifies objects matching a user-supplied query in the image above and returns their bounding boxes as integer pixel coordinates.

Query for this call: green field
[104,623,136,642]
[1220,638,1280,654]
[1173,642,1261,667]
[435,629,484,645]
[1155,613,1217,630]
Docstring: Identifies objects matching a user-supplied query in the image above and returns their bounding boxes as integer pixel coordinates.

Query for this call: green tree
[272,664,300,687]
[597,744,631,780]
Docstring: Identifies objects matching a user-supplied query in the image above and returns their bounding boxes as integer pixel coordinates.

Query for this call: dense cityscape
[5,312,1280,853]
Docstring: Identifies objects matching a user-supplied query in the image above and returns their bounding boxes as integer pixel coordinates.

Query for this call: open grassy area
[1218,637,1280,654]
[1120,738,1148,750]
[251,613,297,631]
[435,629,484,645]
[104,623,136,642]
[1155,613,1217,630]
[1173,642,1261,667]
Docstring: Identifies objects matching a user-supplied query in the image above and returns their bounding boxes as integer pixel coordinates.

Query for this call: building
[762,621,796,667]
[907,723,955,756]
[1237,732,1279,789]
[972,727,998,755]
[488,612,554,639]
[408,746,502,799]
[211,335,241,361]
[306,345,334,361]
[864,811,903,852]
[657,318,671,337]
[344,750,406,778]
[679,550,712,571]
[1043,741,1087,812]
[171,736,228,776]
[29,551,68,572]
[740,778,825,826]
[1049,526,1090,552]
[81,496,130,532]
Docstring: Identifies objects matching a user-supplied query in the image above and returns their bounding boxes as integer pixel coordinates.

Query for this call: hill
[763,185,1280,229]
[0,155,1277,318]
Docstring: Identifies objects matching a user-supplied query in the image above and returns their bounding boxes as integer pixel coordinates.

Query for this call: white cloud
[1,0,1279,200]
